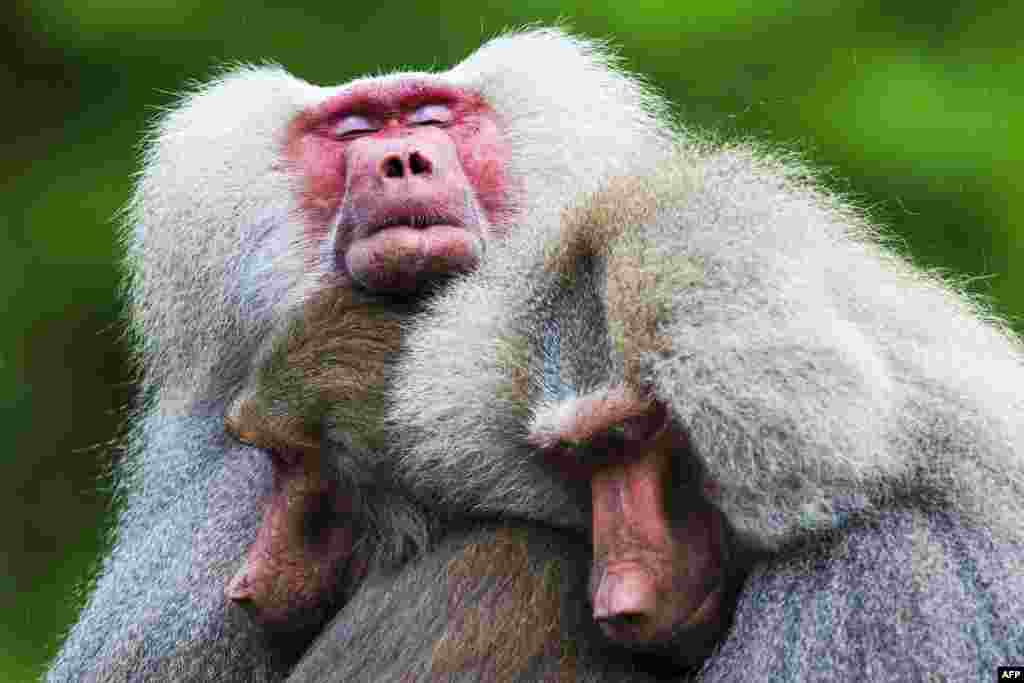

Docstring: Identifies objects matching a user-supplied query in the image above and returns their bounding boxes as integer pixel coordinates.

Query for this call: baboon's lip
[368,212,464,235]
[373,222,461,239]
[346,223,484,294]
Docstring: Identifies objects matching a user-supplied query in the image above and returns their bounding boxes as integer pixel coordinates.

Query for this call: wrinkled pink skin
[226,82,511,625]
[532,386,729,646]
[287,81,511,294]
[226,449,361,634]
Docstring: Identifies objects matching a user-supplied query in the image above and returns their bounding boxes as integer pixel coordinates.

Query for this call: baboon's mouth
[346,221,484,294]
[371,212,463,233]
[363,203,467,237]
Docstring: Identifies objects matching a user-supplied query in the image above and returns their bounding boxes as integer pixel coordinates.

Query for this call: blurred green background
[3,1,1020,679]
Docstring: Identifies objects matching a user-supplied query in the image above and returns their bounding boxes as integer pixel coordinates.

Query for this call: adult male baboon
[234,151,1024,681]
[385,152,1024,679]
[47,29,675,682]
[51,22,1023,682]
[223,281,671,682]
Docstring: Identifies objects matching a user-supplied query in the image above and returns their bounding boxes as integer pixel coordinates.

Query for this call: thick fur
[288,525,666,683]
[48,28,675,682]
[390,149,1024,677]
[704,508,1023,681]
[393,148,1024,541]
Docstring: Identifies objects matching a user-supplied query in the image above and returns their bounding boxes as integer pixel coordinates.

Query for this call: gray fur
[703,509,1023,681]
[289,525,666,683]
[390,148,1024,677]
[392,148,1024,540]
[48,28,676,682]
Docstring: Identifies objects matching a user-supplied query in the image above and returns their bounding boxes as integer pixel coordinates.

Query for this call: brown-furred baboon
[47,28,675,682]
